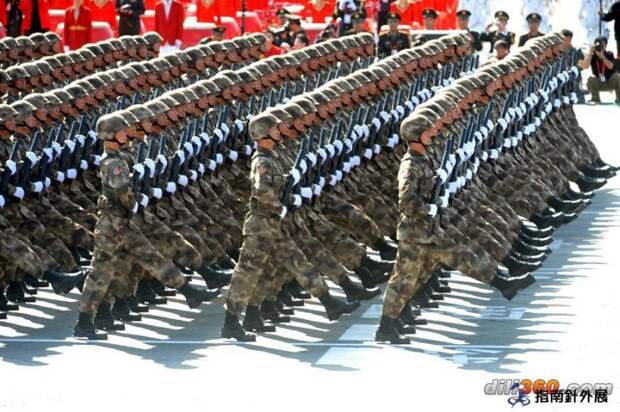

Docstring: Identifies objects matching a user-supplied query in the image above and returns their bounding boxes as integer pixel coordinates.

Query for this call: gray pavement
[1,102,620,412]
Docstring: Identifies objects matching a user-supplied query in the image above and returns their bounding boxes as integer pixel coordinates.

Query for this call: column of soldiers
[0,32,63,69]
[0,32,270,325]
[81,33,387,341]
[1,27,615,346]
[232,32,483,341]
[377,32,617,344]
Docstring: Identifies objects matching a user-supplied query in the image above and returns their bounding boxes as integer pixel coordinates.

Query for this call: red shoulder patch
[113,167,122,176]
[258,166,267,175]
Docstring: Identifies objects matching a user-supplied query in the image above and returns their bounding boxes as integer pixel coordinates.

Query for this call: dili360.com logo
[507,382,531,407]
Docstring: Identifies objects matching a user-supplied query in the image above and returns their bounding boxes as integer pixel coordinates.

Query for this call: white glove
[66,168,77,180]
[178,175,189,187]
[427,204,438,217]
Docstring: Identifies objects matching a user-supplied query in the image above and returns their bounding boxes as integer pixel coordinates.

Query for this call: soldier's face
[25,114,39,128]
[104,53,114,64]
[457,17,469,30]
[138,46,148,58]
[528,21,540,33]
[194,60,206,72]
[3,118,16,131]
[0,83,7,94]
[52,41,62,54]
[8,49,18,59]
[141,120,153,133]
[85,60,95,71]
[16,79,28,90]
[41,73,53,85]
[49,106,62,120]
[35,108,48,122]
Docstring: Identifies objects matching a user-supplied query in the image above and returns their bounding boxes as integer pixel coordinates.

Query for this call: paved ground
[2,101,620,412]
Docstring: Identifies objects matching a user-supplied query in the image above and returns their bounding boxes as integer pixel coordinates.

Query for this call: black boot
[111,298,142,322]
[375,315,411,344]
[150,279,177,297]
[94,302,125,331]
[178,282,221,309]
[0,311,6,319]
[354,266,381,289]
[221,311,256,342]
[126,295,150,313]
[339,276,381,301]
[6,282,36,303]
[491,272,536,301]
[318,293,360,321]
[136,279,168,305]
[372,239,398,261]
[242,305,276,333]
[197,264,231,289]
[548,196,584,213]
[274,297,295,315]
[43,270,85,295]
[287,280,311,299]
[399,303,427,326]
[73,312,108,340]
[519,232,553,247]
[501,255,540,277]
[576,175,607,192]
[565,188,594,200]
[23,274,49,288]
[431,275,451,294]
[0,289,19,311]
[411,289,439,308]
[513,238,551,256]
[521,224,554,238]
[360,255,392,283]
[216,256,236,270]
[260,300,291,323]
[277,287,304,307]
[396,318,417,334]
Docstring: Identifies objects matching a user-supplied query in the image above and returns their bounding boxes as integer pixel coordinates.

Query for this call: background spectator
[85,0,117,34]
[116,0,144,35]
[19,0,50,34]
[581,36,620,105]
[154,0,184,51]
[600,0,620,58]
[63,0,92,50]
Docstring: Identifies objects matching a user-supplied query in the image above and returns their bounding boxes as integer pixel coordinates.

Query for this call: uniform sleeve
[135,0,145,15]
[251,156,282,215]
[377,35,388,57]
[398,160,431,217]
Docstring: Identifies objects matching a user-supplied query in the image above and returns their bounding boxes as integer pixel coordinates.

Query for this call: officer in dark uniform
[456,9,483,52]
[206,26,227,43]
[344,11,368,35]
[274,14,306,47]
[378,12,411,58]
[480,10,515,53]
[412,9,438,46]
[422,8,438,30]
[518,13,545,47]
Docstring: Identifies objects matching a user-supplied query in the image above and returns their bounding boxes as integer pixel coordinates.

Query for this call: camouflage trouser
[225,215,329,316]
[382,215,498,318]
[79,217,185,314]
[306,212,365,270]
[27,198,94,251]
[0,230,47,278]
[321,195,385,246]
[132,212,203,270]
[47,192,98,235]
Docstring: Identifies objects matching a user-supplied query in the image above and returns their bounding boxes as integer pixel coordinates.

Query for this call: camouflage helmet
[249,112,280,141]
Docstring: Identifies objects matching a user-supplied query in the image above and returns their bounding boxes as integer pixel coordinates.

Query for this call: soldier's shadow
[1,190,619,372]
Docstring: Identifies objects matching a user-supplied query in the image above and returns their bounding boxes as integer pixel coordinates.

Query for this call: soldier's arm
[251,156,282,215]
[398,161,431,217]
